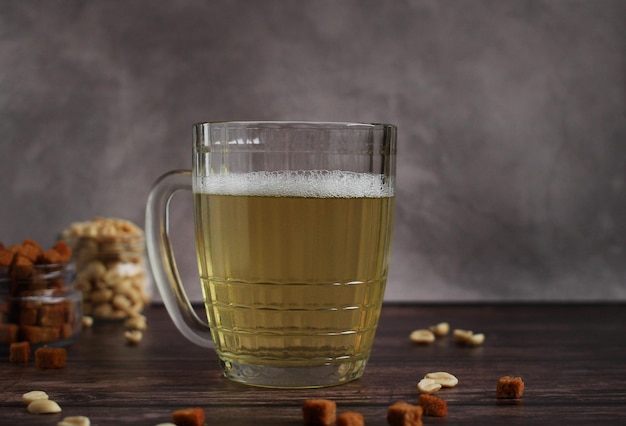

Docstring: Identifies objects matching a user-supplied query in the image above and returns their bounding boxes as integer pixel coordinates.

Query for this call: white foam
[194,171,394,198]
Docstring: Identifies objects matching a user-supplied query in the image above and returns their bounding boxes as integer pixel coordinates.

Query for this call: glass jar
[66,224,151,321]
[0,261,82,353]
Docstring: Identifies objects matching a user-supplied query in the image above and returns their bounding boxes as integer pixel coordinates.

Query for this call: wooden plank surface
[1,304,625,425]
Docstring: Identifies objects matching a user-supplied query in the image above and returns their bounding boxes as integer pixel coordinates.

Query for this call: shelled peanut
[62,217,151,321]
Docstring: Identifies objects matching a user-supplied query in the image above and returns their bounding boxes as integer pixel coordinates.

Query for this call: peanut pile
[62,217,151,321]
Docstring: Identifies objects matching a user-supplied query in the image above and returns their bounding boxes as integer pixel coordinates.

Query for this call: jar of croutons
[61,217,151,321]
[0,240,82,352]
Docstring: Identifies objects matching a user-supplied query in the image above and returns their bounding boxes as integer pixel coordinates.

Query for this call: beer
[193,171,395,374]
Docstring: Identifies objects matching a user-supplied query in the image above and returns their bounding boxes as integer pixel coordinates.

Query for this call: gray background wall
[1,0,624,302]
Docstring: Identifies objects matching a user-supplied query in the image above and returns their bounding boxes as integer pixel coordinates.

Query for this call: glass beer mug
[146,121,397,388]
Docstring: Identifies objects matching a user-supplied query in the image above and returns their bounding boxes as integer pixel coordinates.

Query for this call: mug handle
[145,170,214,348]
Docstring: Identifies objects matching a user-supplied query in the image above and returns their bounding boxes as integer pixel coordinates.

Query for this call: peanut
[425,371,459,387]
[453,328,473,341]
[409,329,435,344]
[469,333,485,346]
[83,261,106,279]
[125,314,147,331]
[57,416,91,426]
[453,329,485,346]
[81,315,94,328]
[428,322,450,337]
[417,378,441,394]
[22,390,49,405]
[92,303,113,318]
[125,329,143,345]
[27,399,62,414]
[101,223,117,237]
[90,288,113,304]
[112,294,132,310]
[113,279,133,295]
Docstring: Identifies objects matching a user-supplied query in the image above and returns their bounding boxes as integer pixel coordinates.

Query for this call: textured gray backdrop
[1,0,624,302]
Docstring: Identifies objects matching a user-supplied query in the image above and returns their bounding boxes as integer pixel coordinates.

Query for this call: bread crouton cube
[60,322,75,339]
[0,323,19,344]
[171,407,205,426]
[35,346,67,369]
[21,325,60,344]
[38,304,66,327]
[19,239,43,263]
[0,248,15,268]
[40,249,63,265]
[302,399,337,425]
[10,255,34,281]
[19,306,39,326]
[387,401,423,426]
[336,411,364,426]
[497,376,525,399]
[52,240,72,263]
[418,393,447,417]
[9,341,31,363]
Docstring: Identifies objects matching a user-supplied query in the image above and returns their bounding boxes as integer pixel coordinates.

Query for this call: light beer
[193,171,395,374]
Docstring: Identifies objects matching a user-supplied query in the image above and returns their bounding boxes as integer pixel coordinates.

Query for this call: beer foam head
[195,170,394,198]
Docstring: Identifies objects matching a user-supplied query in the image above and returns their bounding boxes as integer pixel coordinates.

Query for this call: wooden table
[1,304,625,425]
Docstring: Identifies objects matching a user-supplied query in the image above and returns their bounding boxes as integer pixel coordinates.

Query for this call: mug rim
[193,121,396,130]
